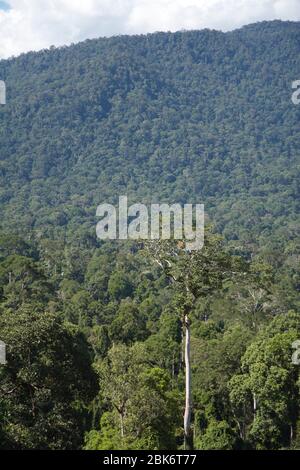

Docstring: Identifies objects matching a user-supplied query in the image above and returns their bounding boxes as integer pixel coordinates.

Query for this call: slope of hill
[0,20,299,249]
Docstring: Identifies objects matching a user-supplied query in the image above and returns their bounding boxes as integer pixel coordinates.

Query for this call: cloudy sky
[0,0,299,59]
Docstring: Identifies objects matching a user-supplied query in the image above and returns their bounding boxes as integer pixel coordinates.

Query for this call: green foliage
[110,299,148,344]
[0,307,97,449]
[196,419,237,450]
[229,312,300,449]
[108,272,133,301]
[88,344,181,450]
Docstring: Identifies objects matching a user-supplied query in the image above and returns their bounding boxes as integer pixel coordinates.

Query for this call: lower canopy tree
[0,307,97,450]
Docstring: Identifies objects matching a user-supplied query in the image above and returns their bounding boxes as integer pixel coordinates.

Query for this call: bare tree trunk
[184,315,193,450]
[113,403,125,439]
[180,323,184,370]
[172,351,175,379]
[253,393,257,413]
[120,412,124,439]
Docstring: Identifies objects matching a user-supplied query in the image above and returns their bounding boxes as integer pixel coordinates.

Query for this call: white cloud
[0,0,299,59]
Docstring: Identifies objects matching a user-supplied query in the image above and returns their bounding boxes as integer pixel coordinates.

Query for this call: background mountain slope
[0,20,299,250]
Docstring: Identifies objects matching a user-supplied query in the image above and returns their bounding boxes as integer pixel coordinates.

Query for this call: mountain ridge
[0,20,299,253]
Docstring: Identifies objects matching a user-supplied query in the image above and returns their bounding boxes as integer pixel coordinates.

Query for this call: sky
[0,0,299,59]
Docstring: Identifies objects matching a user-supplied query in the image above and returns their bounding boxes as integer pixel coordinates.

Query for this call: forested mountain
[0,20,299,247]
[0,21,299,450]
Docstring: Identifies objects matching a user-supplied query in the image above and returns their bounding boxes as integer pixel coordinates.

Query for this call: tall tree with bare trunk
[146,230,246,449]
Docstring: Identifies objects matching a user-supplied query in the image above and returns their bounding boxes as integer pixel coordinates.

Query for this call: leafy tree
[88,344,181,449]
[147,232,247,448]
[229,311,300,449]
[109,299,148,344]
[196,419,237,450]
[0,306,97,449]
[108,272,133,301]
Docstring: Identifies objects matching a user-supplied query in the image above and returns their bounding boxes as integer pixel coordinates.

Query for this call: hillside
[0,20,299,251]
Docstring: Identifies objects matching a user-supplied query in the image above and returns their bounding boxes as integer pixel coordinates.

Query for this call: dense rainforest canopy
[0,20,299,449]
